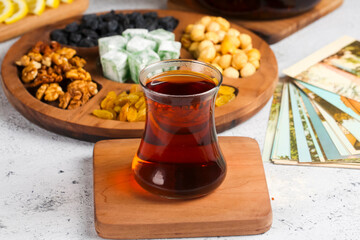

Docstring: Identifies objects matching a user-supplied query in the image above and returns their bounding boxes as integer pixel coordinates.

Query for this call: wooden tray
[168,0,343,44]
[93,136,272,239]
[1,9,278,142]
[0,0,89,43]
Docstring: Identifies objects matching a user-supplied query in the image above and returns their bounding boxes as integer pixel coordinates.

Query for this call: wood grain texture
[0,0,89,43]
[168,0,343,44]
[1,9,278,142]
[93,136,272,239]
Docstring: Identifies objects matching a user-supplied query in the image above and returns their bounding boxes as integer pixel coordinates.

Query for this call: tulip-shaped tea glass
[132,59,227,199]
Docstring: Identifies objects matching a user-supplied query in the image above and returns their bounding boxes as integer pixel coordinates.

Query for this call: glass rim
[139,59,223,98]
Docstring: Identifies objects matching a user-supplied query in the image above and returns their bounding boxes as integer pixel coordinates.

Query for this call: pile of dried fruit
[93,85,236,122]
[16,41,98,109]
[50,11,179,47]
[216,85,236,107]
[92,85,146,122]
[181,16,261,78]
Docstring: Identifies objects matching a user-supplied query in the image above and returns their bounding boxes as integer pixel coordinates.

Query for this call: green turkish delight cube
[100,50,129,83]
[122,28,148,40]
[98,35,127,56]
[126,36,157,53]
[145,29,175,50]
[158,41,181,60]
[128,49,160,83]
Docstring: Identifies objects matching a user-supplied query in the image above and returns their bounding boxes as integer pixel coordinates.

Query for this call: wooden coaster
[93,136,272,239]
[168,0,343,44]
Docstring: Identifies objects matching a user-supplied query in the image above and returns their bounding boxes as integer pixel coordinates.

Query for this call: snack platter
[1,9,278,142]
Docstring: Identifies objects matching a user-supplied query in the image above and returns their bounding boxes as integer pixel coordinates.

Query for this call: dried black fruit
[144,18,158,31]
[101,10,116,22]
[127,12,141,23]
[50,10,179,47]
[134,14,145,28]
[158,16,179,31]
[57,35,68,45]
[143,11,158,19]
[69,32,82,43]
[116,24,124,34]
[78,38,95,47]
[82,14,97,22]
[81,29,99,39]
[84,18,98,29]
[107,20,118,33]
[89,19,99,30]
[50,29,68,44]
[103,32,117,37]
[65,22,79,33]
[117,13,126,22]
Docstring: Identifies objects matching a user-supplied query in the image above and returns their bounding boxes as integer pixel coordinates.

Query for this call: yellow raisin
[218,85,235,95]
[128,93,140,105]
[114,95,128,107]
[119,103,129,121]
[127,106,138,122]
[215,94,234,107]
[114,105,122,113]
[135,96,145,109]
[92,109,114,120]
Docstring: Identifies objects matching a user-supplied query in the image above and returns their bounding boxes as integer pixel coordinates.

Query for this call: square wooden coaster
[93,137,272,239]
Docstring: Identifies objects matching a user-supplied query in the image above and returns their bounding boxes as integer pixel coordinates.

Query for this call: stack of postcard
[263,36,360,169]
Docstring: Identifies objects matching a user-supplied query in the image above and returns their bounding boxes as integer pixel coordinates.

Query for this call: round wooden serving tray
[1,9,278,142]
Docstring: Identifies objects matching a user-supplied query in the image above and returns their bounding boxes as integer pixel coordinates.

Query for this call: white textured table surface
[1,0,360,239]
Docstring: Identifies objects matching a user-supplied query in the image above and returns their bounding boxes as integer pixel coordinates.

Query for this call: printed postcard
[284,36,360,102]
[262,81,284,162]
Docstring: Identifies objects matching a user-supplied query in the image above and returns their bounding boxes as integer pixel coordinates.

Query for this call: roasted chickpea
[244,44,253,51]
[193,23,205,31]
[250,59,260,69]
[231,51,248,70]
[223,67,240,78]
[218,54,232,69]
[216,30,226,42]
[205,31,220,44]
[198,45,216,63]
[240,63,256,77]
[221,37,236,55]
[190,29,205,42]
[189,42,200,58]
[199,16,212,27]
[215,17,230,31]
[227,28,240,37]
[198,40,214,53]
[224,35,240,48]
[185,24,194,34]
[181,34,192,49]
[212,55,221,64]
[239,33,252,49]
[247,48,261,61]
[206,21,221,32]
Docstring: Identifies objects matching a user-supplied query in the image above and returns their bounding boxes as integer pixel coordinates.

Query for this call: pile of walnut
[92,85,146,122]
[181,16,261,78]
[15,41,98,110]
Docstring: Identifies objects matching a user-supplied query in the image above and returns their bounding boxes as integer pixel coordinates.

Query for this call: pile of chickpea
[181,16,261,79]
